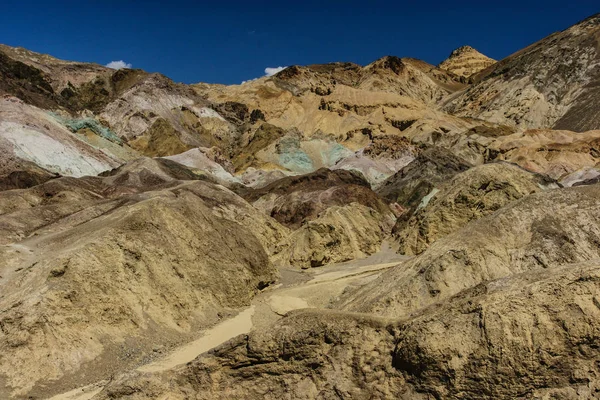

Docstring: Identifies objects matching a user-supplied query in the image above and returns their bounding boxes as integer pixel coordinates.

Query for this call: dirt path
[137,306,255,373]
[48,242,408,399]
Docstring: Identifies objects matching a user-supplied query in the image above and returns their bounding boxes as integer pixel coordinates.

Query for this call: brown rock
[438,45,496,78]
[394,162,557,255]
[341,184,600,318]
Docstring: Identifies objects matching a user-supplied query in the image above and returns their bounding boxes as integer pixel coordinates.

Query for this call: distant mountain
[445,14,600,132]
[438,45,496,78]
[2,13,600,187]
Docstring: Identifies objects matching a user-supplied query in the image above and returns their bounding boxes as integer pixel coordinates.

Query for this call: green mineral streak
[322,143,352,166]
[280,151,314,173]
[277,136,314,173]
[48,112,122,145]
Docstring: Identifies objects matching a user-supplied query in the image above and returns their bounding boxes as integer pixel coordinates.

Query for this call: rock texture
[92,261,600,400]
[0,96,138,177]
[359,56,465,104]
[445,14,600,131]
[163,147,240,186]
[425,124,600,182]
[391,261,600,399]
[2,12,600,400]
[0,44,112,94]
[394,162,557,255]
[0,159,288,396]
[332,134,418,187]
[377,146,472,214]
[192,57,473,182]
[94,310,404,400]
[438,45,496,78]
[0,45,242,173]
[341,184,600,318]
[242,168,395,268]
[275,202,394,268]
[488,129,600,180]
[244,168,389,229]
[0,159,57,191]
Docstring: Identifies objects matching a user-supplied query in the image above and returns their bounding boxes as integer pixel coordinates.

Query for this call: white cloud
[241,66,288,84]
[106,60,132,70]
[264,66,287,76]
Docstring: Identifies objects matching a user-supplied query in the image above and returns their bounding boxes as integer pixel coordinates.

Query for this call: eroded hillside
[1,12,600,400]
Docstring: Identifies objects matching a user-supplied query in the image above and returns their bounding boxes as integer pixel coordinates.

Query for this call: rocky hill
[438,45,496,78]
[94,260,600,400]
[445,14,600,132]
[393,162,558,255]
[1,12,600,400]
[340,183,600,318]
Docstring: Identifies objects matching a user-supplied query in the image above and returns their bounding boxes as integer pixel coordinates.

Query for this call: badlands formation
[0,13,599,400]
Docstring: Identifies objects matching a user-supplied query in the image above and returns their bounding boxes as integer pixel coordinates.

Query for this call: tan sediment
[137,306,256,373]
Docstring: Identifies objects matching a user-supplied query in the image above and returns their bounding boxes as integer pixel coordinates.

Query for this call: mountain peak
[449,45,477,56]
[438,45,496,78]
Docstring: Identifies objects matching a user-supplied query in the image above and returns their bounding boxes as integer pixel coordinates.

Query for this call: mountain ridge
[1,13,600,399]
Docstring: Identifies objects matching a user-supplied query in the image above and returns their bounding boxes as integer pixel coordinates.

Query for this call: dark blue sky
[1,1,598,84]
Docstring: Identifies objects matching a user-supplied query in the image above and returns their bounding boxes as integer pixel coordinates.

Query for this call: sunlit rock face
[2,13,600,400]
[445,15,600,132]
[438,45,496,78]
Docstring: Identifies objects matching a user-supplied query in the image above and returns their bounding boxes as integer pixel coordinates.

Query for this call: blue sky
[1,1,598,84]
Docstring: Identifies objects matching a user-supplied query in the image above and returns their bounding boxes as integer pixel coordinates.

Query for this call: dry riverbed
[48,241,408,400]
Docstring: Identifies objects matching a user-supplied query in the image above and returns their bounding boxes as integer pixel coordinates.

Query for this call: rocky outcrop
[242,168,394,268]
[0,159,58,191]
[0,44,112,94]
[271,57,465,103]
[230,123,286,171]
[438,45,496,78]
[331,134,418,187]
[98,74,240,155]
[445,15,600,131]
[245,168,389,228]
[0,160,288,396]
[0,44,243,164]
[0,96,139,177]
[391,261,600,399]
[418,124,516,166]
[275,202,394,268]
[359,56,465,104]
[394,162,557,255]
[0,157,242,245]
[0,50,63,110]
[341,184,600,318]
[129,118,193,157]
[94,310,403,400]
[194,56,473,178]
[425,126,600,181]
[376,146,472,214]
[93,261,600,400]
[163,147,240,186]
[488,129,600,180]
